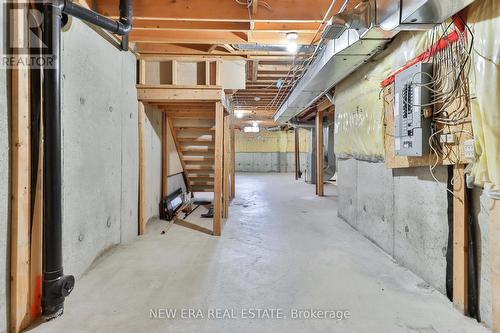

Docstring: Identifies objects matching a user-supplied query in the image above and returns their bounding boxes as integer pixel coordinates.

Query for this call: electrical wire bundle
[402,17,474,199]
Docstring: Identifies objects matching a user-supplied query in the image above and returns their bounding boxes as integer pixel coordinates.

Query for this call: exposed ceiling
[94,0,362,127]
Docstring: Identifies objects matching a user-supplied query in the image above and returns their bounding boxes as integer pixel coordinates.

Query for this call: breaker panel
[394,62,433,156]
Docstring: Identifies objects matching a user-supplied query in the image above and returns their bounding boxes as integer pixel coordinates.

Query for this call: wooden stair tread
[174,127,215,132]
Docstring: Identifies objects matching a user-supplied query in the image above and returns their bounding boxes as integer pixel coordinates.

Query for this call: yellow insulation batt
[334,30,434,160]
[467,0,500,189]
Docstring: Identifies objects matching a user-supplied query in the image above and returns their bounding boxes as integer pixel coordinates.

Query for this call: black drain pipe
[41,0,132,319]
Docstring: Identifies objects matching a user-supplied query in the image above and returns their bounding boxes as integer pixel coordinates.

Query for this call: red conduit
[380,16,466,88]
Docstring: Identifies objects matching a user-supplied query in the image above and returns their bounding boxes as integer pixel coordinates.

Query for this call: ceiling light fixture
[236,111,244,119]
[252,121,259,127]
[254,96,261,102]
[286,32,298,54]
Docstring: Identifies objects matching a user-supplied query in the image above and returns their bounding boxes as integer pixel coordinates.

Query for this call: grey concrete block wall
[144,105,162,222]
[0,1,9,330]
[60,20,138,278]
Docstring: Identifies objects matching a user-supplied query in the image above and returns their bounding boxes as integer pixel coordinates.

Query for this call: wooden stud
[223,115,230,217]
[138,102,146,235]
[294,128,299,180]
[453,164,468,313]
[491,198,500,333]
[171,59,178,85]
[10,2,31,331]
[230,117,236,199]
[161,113,169,198]
[315,111,324,196]
[213,102,224,235]
[139,59,146,84]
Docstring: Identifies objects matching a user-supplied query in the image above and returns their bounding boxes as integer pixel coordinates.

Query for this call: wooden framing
[294,128,299,180]
[223,115,230,217]
[161,114,169,198]
[230,118,236,199]
[453,164,468,314]
[138,102,147,235]
[137,86,222,103]
[213,102,224,236]
[315,111,324,196]
[10,2,32,331]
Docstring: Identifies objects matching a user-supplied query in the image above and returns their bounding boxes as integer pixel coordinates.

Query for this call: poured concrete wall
[337,159,492,327]
[61,20,138,278]
[235,129,310,173]
[0,1,9,330]
[338,159,448,292]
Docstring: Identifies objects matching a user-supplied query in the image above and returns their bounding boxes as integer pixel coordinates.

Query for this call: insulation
[467,0,500,189]
[334,31,433,160]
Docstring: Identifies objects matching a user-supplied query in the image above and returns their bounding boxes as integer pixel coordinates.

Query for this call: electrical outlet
[439,134,447,144]
[446,134,455,144]
[464,139,475,160]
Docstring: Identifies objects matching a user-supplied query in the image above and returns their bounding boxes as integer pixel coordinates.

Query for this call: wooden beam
[453,164,468,313]
[130,29,316,45]
[138,102,146,235]
[10,2,31,331]
[491,198,500,333]
[315,111,324,196]
[213,102,224,236]
[251,60,259,82]
[96,0,336,22]
[137,87,222,102]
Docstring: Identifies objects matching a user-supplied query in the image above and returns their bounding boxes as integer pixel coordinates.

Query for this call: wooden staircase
[169,118,216,193]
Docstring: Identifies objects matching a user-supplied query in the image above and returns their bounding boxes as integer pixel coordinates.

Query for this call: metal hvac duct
[274,0,475,123]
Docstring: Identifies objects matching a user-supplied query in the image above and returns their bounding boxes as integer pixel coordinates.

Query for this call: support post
[223,115,230,218]
[315,111,324,196]
[138,102,146,235]
[294,128,299,180]
[213,102,223,235]
[453,164,468,313]
[230,117,235,199]
[161,114,168,198]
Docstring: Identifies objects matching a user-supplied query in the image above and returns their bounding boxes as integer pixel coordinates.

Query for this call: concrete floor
[29,173,490,333]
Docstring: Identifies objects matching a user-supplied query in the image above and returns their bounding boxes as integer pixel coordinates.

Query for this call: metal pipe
[62,0,131,35]
[42,1,75,319]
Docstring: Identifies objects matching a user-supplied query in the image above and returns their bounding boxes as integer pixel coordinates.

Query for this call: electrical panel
[394,62,433,156]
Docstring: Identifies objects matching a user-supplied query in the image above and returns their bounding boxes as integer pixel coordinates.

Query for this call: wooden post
[138,102,146,235]
[10,2,32,331]
[139,59,146,84]
[213,102,223,235]
[490,198,500,332]
[161,114,168,198]
[223,115,230,218]
[453,164,468,313]
[294,128,299,180]
[315,111,324,196]
[230,118,235,199]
